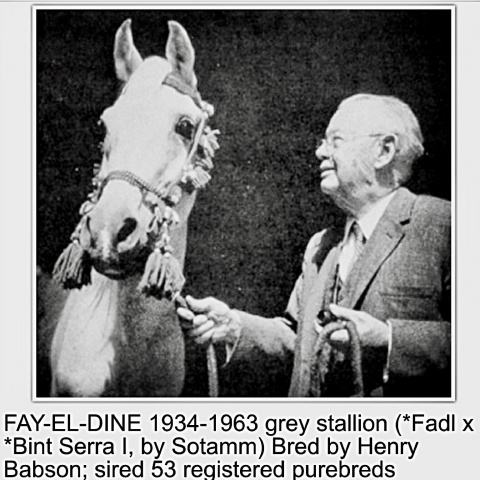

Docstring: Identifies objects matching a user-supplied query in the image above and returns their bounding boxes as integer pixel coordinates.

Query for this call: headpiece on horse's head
[53,19,220,300]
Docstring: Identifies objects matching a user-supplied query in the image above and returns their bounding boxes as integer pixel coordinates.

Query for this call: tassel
[195,154,214,171]
[181,167,212,192]
[138,249,185,299]
[192,167,211,189]
[52,240,92,289]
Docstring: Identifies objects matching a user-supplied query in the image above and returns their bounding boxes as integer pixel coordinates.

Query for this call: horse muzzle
[80,191,152,278]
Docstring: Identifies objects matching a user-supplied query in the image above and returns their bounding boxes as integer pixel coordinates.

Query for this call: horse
[39,19,219,397]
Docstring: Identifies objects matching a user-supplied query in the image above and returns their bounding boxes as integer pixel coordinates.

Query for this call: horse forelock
[120,56,172,96]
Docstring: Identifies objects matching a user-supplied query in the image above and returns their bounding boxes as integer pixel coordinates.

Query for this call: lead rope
[175,294,218,397]
[309,319,364,397]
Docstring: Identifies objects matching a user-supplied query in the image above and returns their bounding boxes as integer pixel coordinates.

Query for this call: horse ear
[166,21,197,88]
[114,19,142,82]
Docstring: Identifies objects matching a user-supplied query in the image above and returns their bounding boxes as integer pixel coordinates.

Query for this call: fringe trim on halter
[138,249,185,300]
[52,240,92,289]
[180,167,211,192]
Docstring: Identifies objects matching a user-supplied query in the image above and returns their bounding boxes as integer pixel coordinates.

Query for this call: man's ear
[374,134,398,169]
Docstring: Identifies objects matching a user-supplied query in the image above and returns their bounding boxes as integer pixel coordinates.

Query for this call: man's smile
[320,161,336,178]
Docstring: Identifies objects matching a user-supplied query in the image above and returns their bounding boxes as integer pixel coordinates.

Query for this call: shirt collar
[344,190,397,241]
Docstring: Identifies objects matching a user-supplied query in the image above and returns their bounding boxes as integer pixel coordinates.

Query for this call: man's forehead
[327,101,387,134]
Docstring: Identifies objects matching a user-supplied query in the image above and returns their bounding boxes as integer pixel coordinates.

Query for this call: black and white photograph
[6,1,480,479]
[35,8,452,399]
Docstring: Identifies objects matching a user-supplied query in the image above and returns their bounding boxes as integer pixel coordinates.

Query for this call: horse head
[55,19,218,294]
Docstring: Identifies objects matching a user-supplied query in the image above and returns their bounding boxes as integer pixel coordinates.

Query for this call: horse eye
[175,117,195,140]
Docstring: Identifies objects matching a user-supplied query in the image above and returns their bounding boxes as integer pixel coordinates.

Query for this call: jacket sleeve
[218,311,295,397]
[386,273,451,397]
[385,198,451,397]
[219,232,324,397]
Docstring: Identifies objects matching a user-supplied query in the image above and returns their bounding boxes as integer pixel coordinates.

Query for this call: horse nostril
[116,217,138,244]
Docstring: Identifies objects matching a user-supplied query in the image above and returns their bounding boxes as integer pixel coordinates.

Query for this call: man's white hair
[339,94,424,185]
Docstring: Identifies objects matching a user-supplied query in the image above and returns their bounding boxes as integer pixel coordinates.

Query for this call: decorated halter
[53,71,220,301]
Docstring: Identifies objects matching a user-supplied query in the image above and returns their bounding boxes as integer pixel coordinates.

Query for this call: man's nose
[316,140,329,160]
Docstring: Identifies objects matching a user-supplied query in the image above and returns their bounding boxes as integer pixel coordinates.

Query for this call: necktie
[349,221,366,276]
[334,221,366,303]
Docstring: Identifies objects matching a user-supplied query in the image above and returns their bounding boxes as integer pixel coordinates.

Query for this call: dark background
[37,9,451,321]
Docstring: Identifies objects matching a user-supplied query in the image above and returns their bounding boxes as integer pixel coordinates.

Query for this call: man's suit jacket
[222,188,451,397]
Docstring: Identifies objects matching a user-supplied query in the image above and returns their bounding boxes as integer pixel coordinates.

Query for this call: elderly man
[178,94,451,397]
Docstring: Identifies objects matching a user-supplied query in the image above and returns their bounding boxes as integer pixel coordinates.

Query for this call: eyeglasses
[318,133,385,150]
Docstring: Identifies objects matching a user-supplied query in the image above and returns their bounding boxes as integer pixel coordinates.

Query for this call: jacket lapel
[340,188,417,309]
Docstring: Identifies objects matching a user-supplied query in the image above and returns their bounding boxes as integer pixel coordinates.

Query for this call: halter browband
[162,72,203,109]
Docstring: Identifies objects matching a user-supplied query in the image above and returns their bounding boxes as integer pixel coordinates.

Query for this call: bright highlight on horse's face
[102,58,203,186]
[85,57,204,276]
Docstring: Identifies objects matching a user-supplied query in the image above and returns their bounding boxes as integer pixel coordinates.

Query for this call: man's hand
[177,295,242,347]
[327,304,389,350]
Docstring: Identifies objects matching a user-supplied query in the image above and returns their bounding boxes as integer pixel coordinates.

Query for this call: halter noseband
[102,170,166,200]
